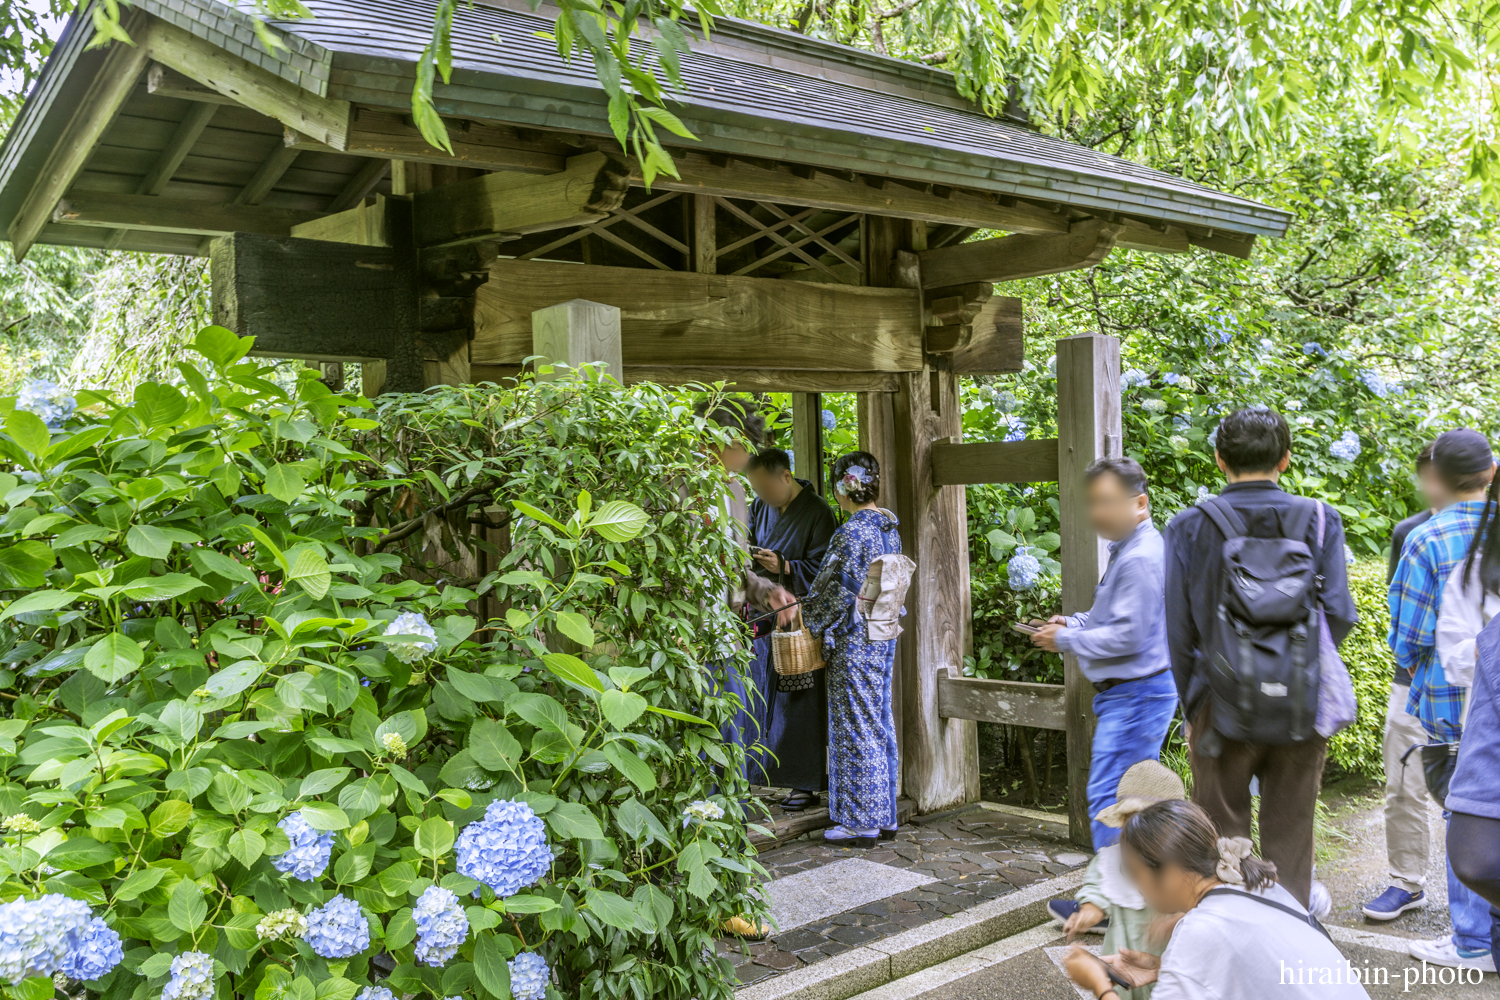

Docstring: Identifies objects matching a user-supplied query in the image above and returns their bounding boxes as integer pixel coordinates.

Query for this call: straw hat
[1094,760,1186,828]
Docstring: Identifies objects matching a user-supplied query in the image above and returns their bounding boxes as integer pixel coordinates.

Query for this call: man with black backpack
[1164,407,1358,908]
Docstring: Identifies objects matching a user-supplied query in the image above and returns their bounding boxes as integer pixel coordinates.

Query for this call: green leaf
[192,548,258,584]
[588,499,649,541]
[378,861,417,896]
[4,408,50,459]
[334,842,375,884]
[300,767,351,798]
[508,693,570,735]
[0,590,78,622]
[12,977,55,1000]
[473,931,512,999]
[150,799,195,836]
[509,499,567,532]
[314,978,360,1000]
[120,573,205,602]
[585,888,637,930]
[540,652,603,693]
[601,741,656,792]
[545,801,603,840]
[338,777,382,819]
[84,632,144,683]
[168,877,207,932]
[114,866,167,900]
[498,894,558,914]
[265,464,308,503]
[415,817,455,858]
[644,705,715,726]
[297,801,351,830]
[384,907,417,949]
[126,524,176,559]
[553,611,595,648]
[191,325,252,369]
[206,659,265,699]
[133,382,189,428]
[387,763,429,797]
[0,540,54,589]
[228,827,267,868]
[599,689,648,730]
[287,546,332,600]
[447,668,500,703]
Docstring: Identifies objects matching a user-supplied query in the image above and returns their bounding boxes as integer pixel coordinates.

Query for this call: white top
[1151,884,1370,1000]
[1436,559,1500,689]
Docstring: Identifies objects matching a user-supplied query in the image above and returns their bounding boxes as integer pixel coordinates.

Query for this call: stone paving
[721,803,1093,987]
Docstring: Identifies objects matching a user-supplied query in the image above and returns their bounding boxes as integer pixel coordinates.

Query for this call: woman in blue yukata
[802,451,904,847]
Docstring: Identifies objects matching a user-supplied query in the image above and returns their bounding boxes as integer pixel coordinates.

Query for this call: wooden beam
[210,231,409,362]
[290,194,390,246]
[1056,332,1122,847]
[140,103,218,195]
[937,668,1067,730]
[413,152,630,248]
[147,18,350,149]
[234,146,301,206]
[53,193,324,236]
[692,193,715,274]
[791,392,825,493]
[473,258,924,371]
[147,62,240,105]
[1116,218,1189,254]
[931,439,1060,486]
[647,155,1069,235]
[1188,230,1256,259]
[532,299,623,382]
[626,368,899,392]
[8,25,151,260]
[327,158,390,213]
[284,109,567,175]
[951,295,1024,374]
[917,219,1122,289]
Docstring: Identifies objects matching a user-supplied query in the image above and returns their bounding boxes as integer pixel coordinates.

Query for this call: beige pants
[1383,684,1431,892]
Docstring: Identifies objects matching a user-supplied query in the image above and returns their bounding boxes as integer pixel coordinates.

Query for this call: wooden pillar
[1056,333,1122,845]
[791,392,825,492]
[692,194,716,275]
[531,299,623,382]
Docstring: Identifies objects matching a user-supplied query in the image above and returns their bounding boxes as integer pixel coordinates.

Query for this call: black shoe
[879,828,898,841]
[780,790,819,811]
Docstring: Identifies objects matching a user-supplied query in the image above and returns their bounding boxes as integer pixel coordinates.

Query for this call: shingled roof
[0,0,1291,257]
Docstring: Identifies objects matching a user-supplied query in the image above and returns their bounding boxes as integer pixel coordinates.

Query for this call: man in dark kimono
[746,448,838,809]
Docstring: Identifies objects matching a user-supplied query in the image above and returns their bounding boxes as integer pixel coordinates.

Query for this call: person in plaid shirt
[1389,427,1497,972]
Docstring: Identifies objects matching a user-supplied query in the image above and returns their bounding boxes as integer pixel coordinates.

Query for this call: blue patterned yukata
[802,508,903,830]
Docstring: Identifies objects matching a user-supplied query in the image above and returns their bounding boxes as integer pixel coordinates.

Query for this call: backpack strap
[1198,497,1248,540]
[1279,497,1318,546]
[1202,887,1332,941]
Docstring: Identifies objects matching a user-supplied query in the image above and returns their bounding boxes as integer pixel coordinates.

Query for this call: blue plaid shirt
[1393,500,1487,741]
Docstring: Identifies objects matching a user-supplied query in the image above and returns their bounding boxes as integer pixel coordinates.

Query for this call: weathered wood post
[791,392,826,492]
[1055,332,1123,845]
[531,300,623,382]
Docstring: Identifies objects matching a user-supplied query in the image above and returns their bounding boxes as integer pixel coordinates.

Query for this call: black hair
[1085,456,1148,499]
[695,398,766,449]
[831,451,881,505]
[1214,407,1292,475]
[1121,800,1279,892]
[748,448,792,475]
[1416,440,1436,471]
[1464,474,1500,598]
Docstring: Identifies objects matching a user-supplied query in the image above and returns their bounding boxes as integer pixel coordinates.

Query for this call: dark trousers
[1448,812,1500,957]
[1188,709,1326,907]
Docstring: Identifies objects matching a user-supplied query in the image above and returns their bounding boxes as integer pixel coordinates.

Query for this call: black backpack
[1197,497,1324,747]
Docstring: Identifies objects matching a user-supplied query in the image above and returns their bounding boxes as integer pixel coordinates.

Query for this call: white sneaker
[1408,935,1497,972]
[1308,880,1333,921]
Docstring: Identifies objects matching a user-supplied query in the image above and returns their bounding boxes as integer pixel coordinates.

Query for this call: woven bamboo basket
[771,610,825,676]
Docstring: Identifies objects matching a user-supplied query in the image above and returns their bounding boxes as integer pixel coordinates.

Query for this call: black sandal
[780,790,819,811]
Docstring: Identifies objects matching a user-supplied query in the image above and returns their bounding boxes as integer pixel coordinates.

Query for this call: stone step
[734,868,1084,1000]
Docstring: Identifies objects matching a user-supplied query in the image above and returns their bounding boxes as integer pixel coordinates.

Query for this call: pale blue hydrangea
[161,951,214,1000]
[1359,370,1390,397]
[1140,398,1167,413]
[1329,430,1362,462]
[1163,372,1182,386]
[384,611,438,663]
[1121,369,1150,390]
[412,885,468,967]
[1007,550,1041,591]
[1002,416,1026,443]
[1302,342,1327,356]
[15,380,75,429]
[1196,486,1216,505]
[1284,399,1303,411]
[682,799,724,828]
[821,409,837,431]
[1022,487,1036,497]
[992,390,1018,412]
[508,952,550,1000]
[1172,414,1191,429]
[1344,544,1356,565]
[1207,426,1219,448]
[356,988,395,1000]
[1259,338,1275,352]
[272,810,335,881]
[303,894,369,959]
[60,917,123,982]
[455,799,552,898]
[1169,435,1190,452]
[0,894,93,984]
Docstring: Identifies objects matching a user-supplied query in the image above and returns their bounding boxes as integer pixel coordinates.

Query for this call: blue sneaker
[1047,899,1108,934]
[1362,886,1426,921]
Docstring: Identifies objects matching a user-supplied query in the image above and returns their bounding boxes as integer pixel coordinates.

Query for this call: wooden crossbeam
[141,103,218,195]
[8,22,151,260]
[412,151,629,248]
[951,295,1025,374]
[917,218,1122,289]
[515,191,681,266]
[327,158,390,213]
[930,439,1059,486]
[284,109,566,175]
[53,193,324,236]
[235,146,301,206]
[761,201,861,271]
[937,667,1066,730]
[716,197,860,283]
[147,62,240,105]
[623,368,899,392]
[473,258,924,371]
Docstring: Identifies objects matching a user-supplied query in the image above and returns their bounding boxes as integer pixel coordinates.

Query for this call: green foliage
[0,330,762,1000]
[1328,561,1397,779]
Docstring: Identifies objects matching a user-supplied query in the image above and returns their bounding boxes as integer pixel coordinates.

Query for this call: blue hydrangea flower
[1021,487,1035,497]
[1140,398,1166,413]
[161,951,214,1000]
[303,894,369,959]
[992,390,1018,412]
[1162,373,1182,386]
[1207,426,1219,448]
[1121,369,1150,390]
[1195,486,1216,505]
[356,988,395,1000]
[1258,338,1274,352]
[15,380,75,429]
[1329,430,1362,463]
[1007,550,1041,591]
[272,810,335,881]
[60,916,123,982]
[455,799,553,898]
[384,611,438,664]
[820,408,837,431]
[412,886,468,967]
[1344,544,1356,566]
[1301,342,1327,356]
[508,952,550,1000]
[1359,370,1390,398]
[1002,416,1026,443]
[1172,414,1191,429]
[0,893,93,983]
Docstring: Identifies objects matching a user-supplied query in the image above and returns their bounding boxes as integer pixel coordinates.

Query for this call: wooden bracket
[916,218,1123,288]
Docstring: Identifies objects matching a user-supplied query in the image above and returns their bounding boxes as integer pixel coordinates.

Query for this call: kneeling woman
[801,452,903,846]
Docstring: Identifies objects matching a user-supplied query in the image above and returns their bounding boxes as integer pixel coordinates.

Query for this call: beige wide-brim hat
[1095,760,1187,828]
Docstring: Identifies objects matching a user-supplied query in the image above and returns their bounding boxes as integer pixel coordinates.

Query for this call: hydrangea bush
[0,329,764,1000]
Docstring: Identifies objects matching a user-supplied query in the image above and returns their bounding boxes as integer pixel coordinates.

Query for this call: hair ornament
[1215,836,1254,885]
[835,464,872,496]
